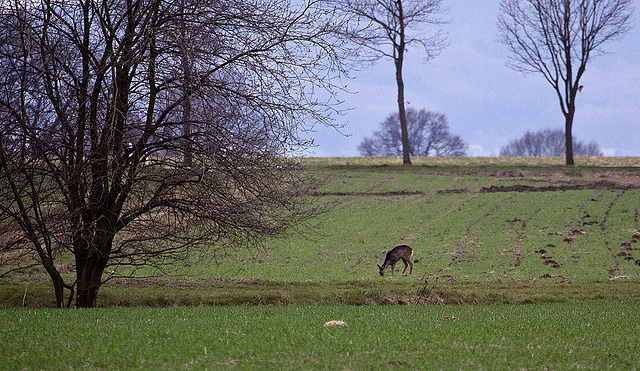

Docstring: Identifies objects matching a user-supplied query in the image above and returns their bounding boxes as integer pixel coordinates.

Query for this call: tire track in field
[609,192,640,273]
[600,190,626,279]
[560,191,603,267]
[503,199,548,279]
[350,248,369,270]
[424,194,514,282]
[414,191,483,247]
[635,194,640,231]
[502,218,527,278]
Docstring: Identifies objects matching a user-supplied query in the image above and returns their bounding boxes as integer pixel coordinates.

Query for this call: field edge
[2,278,639,308]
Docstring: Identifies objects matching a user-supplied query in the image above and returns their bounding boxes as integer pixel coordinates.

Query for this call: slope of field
[3,157,640,307]
[184,157,640,284]
[4,158,640,369]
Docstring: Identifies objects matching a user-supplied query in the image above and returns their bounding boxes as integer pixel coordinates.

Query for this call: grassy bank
[3,279,640,308]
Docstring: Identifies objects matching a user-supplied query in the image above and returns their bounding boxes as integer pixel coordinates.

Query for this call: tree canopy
[335,0,448,164]
[498,0,633,165]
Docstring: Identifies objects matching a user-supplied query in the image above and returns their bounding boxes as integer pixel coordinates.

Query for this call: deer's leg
[401,259,409,274]
[408,259,413,275]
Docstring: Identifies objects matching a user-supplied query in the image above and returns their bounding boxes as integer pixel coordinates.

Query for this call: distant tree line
[358,108,468,157]
[500,129,602,157]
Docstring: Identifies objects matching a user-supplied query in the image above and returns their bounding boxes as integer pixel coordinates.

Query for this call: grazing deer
[378,245,413,276]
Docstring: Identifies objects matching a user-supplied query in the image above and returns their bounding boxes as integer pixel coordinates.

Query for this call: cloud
[468,144,491,157]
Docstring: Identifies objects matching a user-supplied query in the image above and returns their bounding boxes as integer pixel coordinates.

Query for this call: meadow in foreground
[2,302,639,370]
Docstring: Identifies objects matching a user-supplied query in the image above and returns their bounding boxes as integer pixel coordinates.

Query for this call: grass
[2,302,640,370]
[3,156,640,307]
[3,157,640,369]
[4,279,640,308]
[174,157,640,284]
[301,155,640,167]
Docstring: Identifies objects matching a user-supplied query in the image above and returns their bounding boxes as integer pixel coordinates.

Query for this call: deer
[378,245,413,276]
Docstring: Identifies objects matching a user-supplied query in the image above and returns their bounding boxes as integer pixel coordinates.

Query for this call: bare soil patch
[480,180,638,193]
[437,179,640,195]
[309,190,425,197]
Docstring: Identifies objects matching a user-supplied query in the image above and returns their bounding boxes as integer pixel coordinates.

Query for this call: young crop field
[2,302,640,370]
[178,156,640,286]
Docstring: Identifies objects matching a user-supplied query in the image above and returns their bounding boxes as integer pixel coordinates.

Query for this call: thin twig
[22,283,28,307]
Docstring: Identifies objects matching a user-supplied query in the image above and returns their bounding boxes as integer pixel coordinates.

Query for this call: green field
[2,157,640,369]
[2,302,640,369]
[5,157,640,307]
[175,156,640,285]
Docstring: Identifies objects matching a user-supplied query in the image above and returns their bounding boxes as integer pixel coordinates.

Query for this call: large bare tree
[0,0,351,308]
[336,0,447,165]
[498,0,633,165]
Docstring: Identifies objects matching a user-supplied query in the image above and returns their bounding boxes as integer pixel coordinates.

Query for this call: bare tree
[498,0,633,165]
[500,128,603,156]
[336,0,447,165]
[358,108,467,157]
[0,0,351,308]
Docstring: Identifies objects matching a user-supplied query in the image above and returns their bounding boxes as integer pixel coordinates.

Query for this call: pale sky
[307,1,640,157]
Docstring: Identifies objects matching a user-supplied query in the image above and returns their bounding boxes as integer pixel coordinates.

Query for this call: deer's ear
[377,265,382,269]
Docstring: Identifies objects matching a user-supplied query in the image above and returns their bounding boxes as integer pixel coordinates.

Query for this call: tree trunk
[74,236,111,308]
[51,275,65,308]
[396,64,411,165]
[565,110,575,166]
[180,1,193,168]
[395,1,411,165]
[75,256,106,308]
[182,87,192,168]
[43,261,67,308]
[76,287,100,308]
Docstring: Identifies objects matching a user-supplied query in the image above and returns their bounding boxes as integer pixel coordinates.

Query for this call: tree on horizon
[500,128,603,157]
[336,0,448,165]
[358,108,468,157]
